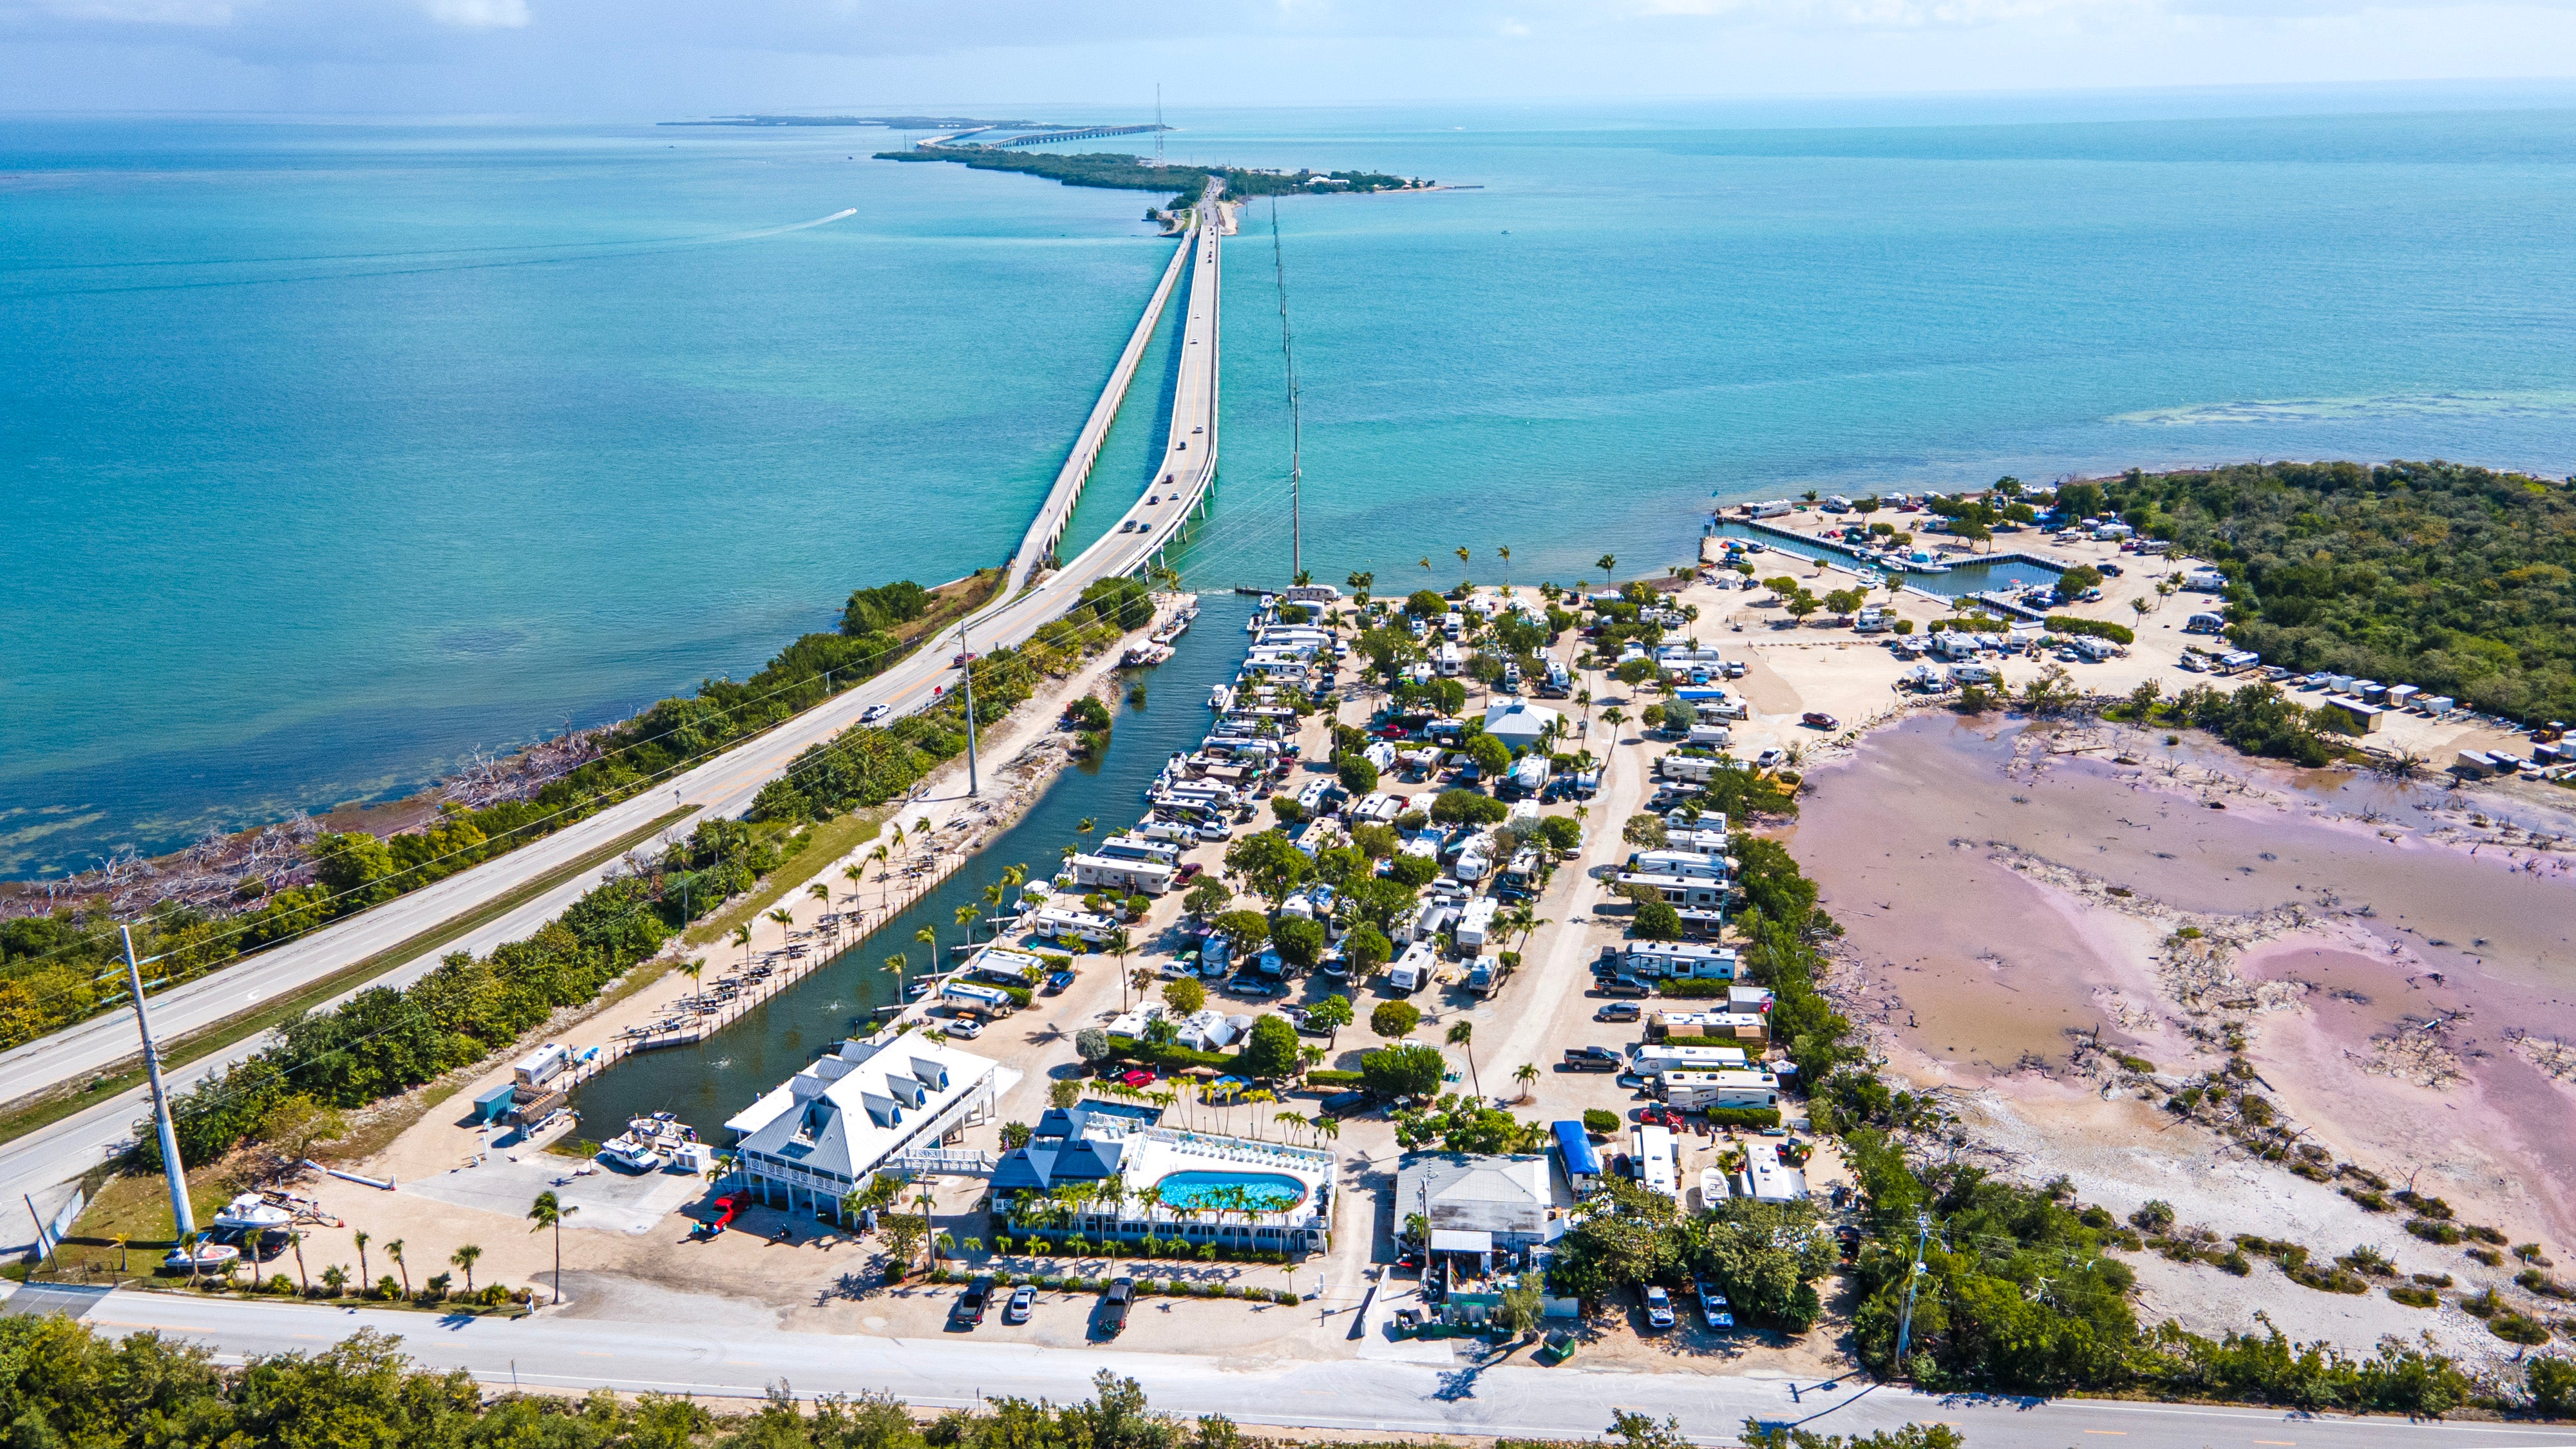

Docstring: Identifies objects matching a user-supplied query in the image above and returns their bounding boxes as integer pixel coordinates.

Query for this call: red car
[1117,1068,1157,1089]
[1175,862,1204,883]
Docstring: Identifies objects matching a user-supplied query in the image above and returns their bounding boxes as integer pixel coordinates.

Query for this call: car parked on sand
[1801,711,1839,730]
[1043,970,1076,995]
[1564,1046,1623,1072]
[951,1276,994,1328]
[1096,1277,1135,1338]
[1596,1000,1642,1022]
[1004,1285,1036,1323]
[1643,1285,1676,1330]
[1117,1068,1156,1089]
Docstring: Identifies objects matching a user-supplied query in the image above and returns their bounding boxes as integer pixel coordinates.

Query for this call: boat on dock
[598,1112,697,1172]
[1121,641,1175,667]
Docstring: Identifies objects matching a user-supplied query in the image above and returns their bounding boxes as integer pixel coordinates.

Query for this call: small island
[876,145,1432,214]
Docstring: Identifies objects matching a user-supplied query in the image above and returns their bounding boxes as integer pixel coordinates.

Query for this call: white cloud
[425,0,526,26]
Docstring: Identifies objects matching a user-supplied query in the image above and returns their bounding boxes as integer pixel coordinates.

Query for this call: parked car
[1596,977,1651,999]
[1564,1046,1622,1072]
[1696,1279,1734,1329]
[1097,1277,1135,1337]
[1595,1000,1643,1023]
[1117,1068,1157,1088]
[1643,1285,1676,1330]
[860,703,890,724]
[1043,970,1076,995]
[1004,1285,1036,1323]
[1754,748,1788,770]
[1801,711,1840,730]
[1319,1089,1373,1117]
[940,1018,983,1041]
[1176,862,1204,882]
[951,1275,994,1327]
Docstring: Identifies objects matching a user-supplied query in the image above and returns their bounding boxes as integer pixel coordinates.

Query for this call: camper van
[940,980,1016,1013]
[1387,941,1436,993]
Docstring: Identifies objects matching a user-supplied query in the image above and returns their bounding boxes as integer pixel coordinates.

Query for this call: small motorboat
[164,1241,240,1274]
[598,1132,665,1172]
[211,1192,294,1233]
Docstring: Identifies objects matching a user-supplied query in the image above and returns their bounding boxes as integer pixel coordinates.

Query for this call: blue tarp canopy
[1552,1120,1602,1178]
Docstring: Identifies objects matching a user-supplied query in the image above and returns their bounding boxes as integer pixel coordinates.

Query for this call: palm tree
[1106,927,1134,1008]
[914,815,932,838]
[1447,1021,1481,1097]
[766,907,795,936]
[321,1265,348,1298]
[1513,1062,1540,1103]
[1597,554,1617,589]
[451,1244,482,1294]
[353,1229,370,1289]
[680,959,704,990]
[882,951,909,995]
[1497,545,1511,589]
[528,1189,576,1305]
[808,882,831,914]
[1455,545,1472,585]
[289,1228,310,1294]
[843,862,867,900]
[1276,1110,1307,1145]
[1600,705,1627,746]
[386,1239,409,1296]
[731,923,754,969]
[956,903,981,948]
[915,925,939,973]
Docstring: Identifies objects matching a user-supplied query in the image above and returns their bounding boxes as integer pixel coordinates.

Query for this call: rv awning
[1430,1229,1494,1255]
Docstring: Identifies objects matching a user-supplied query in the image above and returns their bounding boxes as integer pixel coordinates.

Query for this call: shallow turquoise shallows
[1150,1171,1308,1213]
[8,94,2575,875]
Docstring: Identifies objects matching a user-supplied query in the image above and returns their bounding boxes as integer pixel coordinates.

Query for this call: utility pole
[1271,198,1301,584]
[120,925,195,1244]
[1893,1211,1932,1374]
[956,623,980,798]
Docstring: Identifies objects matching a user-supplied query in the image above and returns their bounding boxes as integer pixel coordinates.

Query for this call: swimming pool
[1151,1170,1308,1213]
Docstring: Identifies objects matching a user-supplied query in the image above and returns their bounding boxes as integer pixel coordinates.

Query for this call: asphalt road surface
[12,1283,2570,1449]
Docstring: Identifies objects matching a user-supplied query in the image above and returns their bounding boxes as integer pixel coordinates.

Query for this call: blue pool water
[1151,1171,1308,1213]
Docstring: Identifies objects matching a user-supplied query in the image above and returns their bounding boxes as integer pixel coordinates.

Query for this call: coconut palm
[528,1189,576,1305]
[766,907,795,934]
[1597,554,1617,589]
[1455,545,1472,585]
[1513,1061,1540,1102]
[1497,545,1511,589]
[1447,1021,1481,1097]
[450,1243,482,1294]
[956,903,981,947]
[808,883,831,914]
[882,951,909,994]
[915,925,939,968]
[914,815,932,837]
[1276,1110,1308,1146]
[321,1265,348,1298]
[352,1230,370,1290]
[386,1238,409,1296]
[289,1229,310,1294]
[843,862,867,900]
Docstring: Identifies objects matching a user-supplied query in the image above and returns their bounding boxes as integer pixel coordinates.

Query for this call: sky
[3,0,2575,116]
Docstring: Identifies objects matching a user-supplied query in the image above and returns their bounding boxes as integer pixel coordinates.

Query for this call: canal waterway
[1709,520,2060,598]
[568,592,1258,1141]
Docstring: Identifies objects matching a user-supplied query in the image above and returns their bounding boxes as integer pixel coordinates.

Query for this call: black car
[1097,1277,1135,1337]
[951,1274,994,1328]
[1563,1046,1622,1072]
[1319,1089,1373,1117]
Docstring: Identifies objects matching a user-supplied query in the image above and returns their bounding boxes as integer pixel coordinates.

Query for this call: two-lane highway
[0,195,1233,1238]
[17,1284,2570,1449]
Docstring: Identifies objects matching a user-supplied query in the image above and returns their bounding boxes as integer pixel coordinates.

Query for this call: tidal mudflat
[1794,714,2576,1264]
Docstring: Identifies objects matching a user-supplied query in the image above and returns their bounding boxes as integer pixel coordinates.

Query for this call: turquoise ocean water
[7,97,2575,877]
